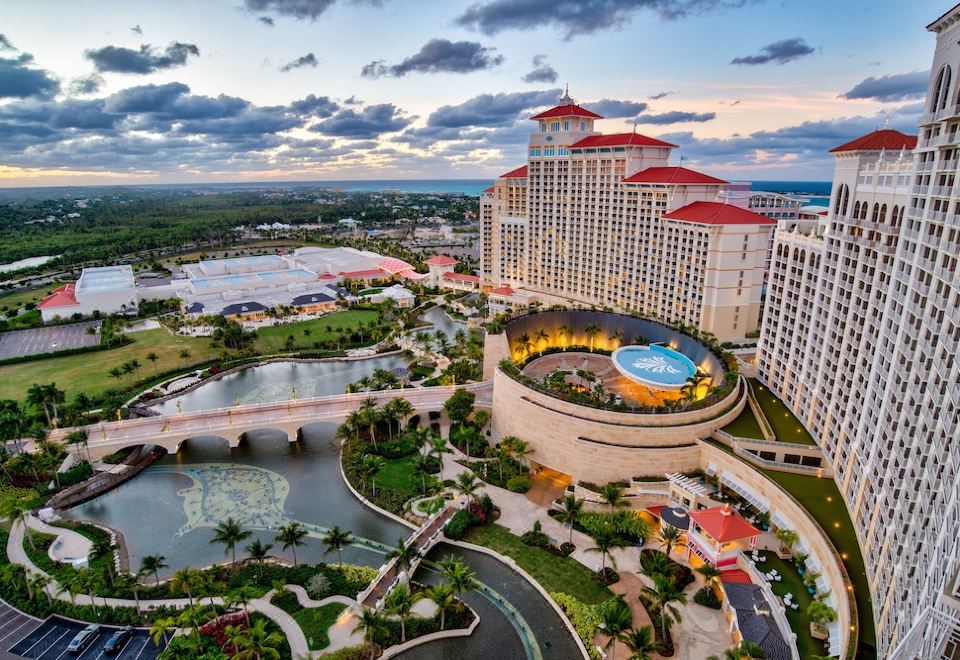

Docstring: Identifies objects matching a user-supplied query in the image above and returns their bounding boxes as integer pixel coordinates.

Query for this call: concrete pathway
[23,517,92,565]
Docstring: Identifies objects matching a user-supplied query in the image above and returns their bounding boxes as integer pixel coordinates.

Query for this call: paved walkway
[24,517,92,565]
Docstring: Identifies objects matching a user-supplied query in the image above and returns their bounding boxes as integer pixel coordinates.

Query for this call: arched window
[872,203,880,223]
[861,203,869,220]
[840,184,849,216]
[853,201,861,219]
[932,65,953,112]
[879,204,887,223]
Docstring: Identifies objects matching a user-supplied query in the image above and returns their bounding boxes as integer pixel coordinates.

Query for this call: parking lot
[0,601,40,654]
[0,321,101,360]
[6,615,163,660]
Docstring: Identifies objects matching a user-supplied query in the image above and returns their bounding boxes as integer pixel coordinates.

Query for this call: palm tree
[170,567,202,607]
[322,525,353,566]
[557,324,572,347]
[275,522,308,566]
[354,608,388,660]
[441,557,478,605]
[601,595,633,660]
[246,539,273,580]
[619,625,658,660]
[639,549,675,583]
[453,471,481,503]
[150,616,176,647]
[510,438,534,469]
[146,352,159,373]
[233,618,284,659]
[26,383,51,426]
[657,524,683,557]
[27,573,50,604]
[226,585,259,627]
[696,563,722,591]
[386,538,419,574]
[641,573,687,641]
[534,329,550,354]
[411,453,434,493]
[600,482,628,512]
[360,454,386,495]
[587,527,624,573]
[775,528,799,554]
[514,332,534,358]
[609,328,624,348]
[357,398,381,449]
[178,348,191,367]
[425,582,456,630]
[64,430,89,462]
[209,517,252,565]
[3,500,35,552]
[385,583,422,643]
[140,554,168,587]
[584,322,601,350]
[388,397,414,435]
[555,494,585,544]
[430,435,450,480]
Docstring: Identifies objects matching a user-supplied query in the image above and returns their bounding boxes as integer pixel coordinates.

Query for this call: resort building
[478,90,775,341]
[38,265,138,323]
[756,6,960,657]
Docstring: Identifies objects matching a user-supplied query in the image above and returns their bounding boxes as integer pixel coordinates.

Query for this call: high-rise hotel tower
[479,89,775,342]
[758,5,960,657]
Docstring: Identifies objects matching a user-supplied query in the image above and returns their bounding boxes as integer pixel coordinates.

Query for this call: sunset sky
[0,0,945,186]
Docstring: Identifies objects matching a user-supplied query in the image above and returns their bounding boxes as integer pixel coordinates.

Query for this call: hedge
[550,592,603,660]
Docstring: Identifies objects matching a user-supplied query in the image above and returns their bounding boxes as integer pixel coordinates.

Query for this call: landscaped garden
[749,378,816,445]
[255,308,383,354]
[721,405,766,439]
[756,550,823,658]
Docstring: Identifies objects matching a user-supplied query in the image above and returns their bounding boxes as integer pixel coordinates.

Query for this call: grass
[0,285,65,313]
[255,309,381,354]
[756,550,824,659]
[293,603,348,650]
[722,405,766,439]
[464,523,613,605]
[375,455,419,499]
[749,378,817,445]
[358,288,383,296]
[0,328,220,402]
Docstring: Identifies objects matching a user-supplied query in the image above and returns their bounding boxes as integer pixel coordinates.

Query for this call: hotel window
[563,121,570,131]
[540,123,547,133]
[579,121,586,131]
[551,121,560,131]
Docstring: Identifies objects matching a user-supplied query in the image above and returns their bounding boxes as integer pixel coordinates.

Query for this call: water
[151,355,409,413]
[0,255,59,273]
[418,306,468,340]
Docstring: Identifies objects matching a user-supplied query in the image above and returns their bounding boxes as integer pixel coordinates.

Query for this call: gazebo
[686,503,761,568]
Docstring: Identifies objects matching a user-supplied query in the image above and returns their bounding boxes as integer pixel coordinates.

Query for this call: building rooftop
[425,255,458,267]
[723,582,793,660]
[222,301,267,316]
[530,103,603,120]
[571,133,677,149]
[76,265,135,294]
[663,201,777,226]
[829,129,917,153]
[500,165,528,179]
[291,292,335,306]
[38,284,79,309]
[690,504,761,542]
[623,166,727,185]
[442,272,481,283]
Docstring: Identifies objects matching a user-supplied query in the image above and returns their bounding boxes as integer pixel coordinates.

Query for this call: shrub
[694,587,721,609]
[592,567,620,586]
[306,573,332,599]
[551,592,603,660]
[270,589,302,614]
[521,520,550,547]
[444,509,479,540]
[506,475,531,493]
[329,564,378,594]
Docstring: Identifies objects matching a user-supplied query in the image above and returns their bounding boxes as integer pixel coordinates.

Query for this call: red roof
[442,272,480,283]
[425,255,458,267]
[483,186,494,193]
[531,104,602,120]
[319,273,338,280]
[623,166,727,185]
[38,284,79,309]
[570,133,677,149]
[689,505,761,543]
[340,269,385,278]
[490,286,514,296]
[719,569,754,584]
[500,165,528,179]
[829,129,917,153]
[663,201,776,226]
[377,257,414,274]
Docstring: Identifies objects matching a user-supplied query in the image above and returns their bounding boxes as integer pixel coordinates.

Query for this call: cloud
[457,0,752,38]
[522,55,557,83]
[258,16,275,25]
[0,53,60,99]
[425,89,561,129]
[649,90,673,100]
[731,38,815,65]
[842,70,929,102]
[69,74,105,95]
[131,25,143,35]
[0,34,15,50]
[636,110,715,124]
[311,103,412,138]
[243,0,384,20]
[279,52,318,72]
[588,98,648,118]
[361,39,503,78]
[85,42,200,74]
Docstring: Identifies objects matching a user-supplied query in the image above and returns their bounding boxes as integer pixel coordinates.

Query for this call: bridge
[47,382,492,460]
[358,501,459,609]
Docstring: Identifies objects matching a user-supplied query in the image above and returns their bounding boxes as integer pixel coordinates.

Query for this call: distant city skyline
[0,0,945,186]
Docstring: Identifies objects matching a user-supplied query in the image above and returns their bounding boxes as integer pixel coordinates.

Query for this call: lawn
[375,455,419,499]
[756,550,824,659]
[465,523,613,605]
[0,328,219,402]
[749,378,817,445]
[722,406,766,439]
[0,285,65,314]
[255,309,381,354]
[293,603,347,650]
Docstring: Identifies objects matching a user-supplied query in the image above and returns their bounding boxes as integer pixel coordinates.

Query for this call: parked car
[67,624,101,654]
[103,625,133,654]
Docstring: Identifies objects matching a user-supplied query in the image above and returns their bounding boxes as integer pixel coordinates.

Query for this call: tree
[150,616,176,647]
[385,583,422,643]
[233,618,284,659]
[453,470,481,503]
[509,437,533,469]
[441,557,478,605]
[64,430,89,462]
[322,525,353,566]
[356,398,381,449]
[360,454,386,495]
[140,554,168,587]
[584,322,601,350]
[534,329,549,354]
[387,397,413,435]
[26,383,51,426]
[555,494,585,545]
[246,539,273,580]
[430,435,450,480]
[557,324,572,346]
[775,528,799,554]
[641,573,687,641]
[354,608,388,660]
[719,641,767,659]
[386,538,419,574]
[600,483,628,512]
[146,352,159,372]
[2,500,36,552]
[425,582,456,631]
[600,595,633,660]
[807,599,837,635]
[179,349,191,366]
[226,585,259,627]
[609,328,625,348]
[587,527,625,573]
[210,517,252,565]
[443,388,476,427]
[657,524,683,557]
[411,453,434,493]
[275,522,308,566]
[696,563,722,591]
[27,573,51,605]
[170,567,202,607]
[619,625,658,660]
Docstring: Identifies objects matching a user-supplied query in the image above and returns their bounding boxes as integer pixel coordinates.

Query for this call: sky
[0,0,949,186]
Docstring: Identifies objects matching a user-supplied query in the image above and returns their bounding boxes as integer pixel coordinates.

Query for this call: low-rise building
[38,265,138,323]
[222,301,268,322]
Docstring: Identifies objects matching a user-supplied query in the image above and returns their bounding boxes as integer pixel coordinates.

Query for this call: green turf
[0,285,65,313]
[293,603,347,650]
[756,550,825,659]
[749,379,817,445]
[721,405,766,439]
[255,309,381,353]
[465,523,613,605]
[0,328,220,402]
[375,455,419,498]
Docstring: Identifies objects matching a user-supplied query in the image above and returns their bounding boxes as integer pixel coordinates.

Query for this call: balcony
[936,103,960,122]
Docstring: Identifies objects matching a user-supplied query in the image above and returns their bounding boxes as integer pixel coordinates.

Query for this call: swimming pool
[611,344,697,390]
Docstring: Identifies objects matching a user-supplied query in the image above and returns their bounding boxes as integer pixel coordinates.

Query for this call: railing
[732,445,825,475]
[714,429,821,452]
[735,553,801,660]
[744,380,776,441]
